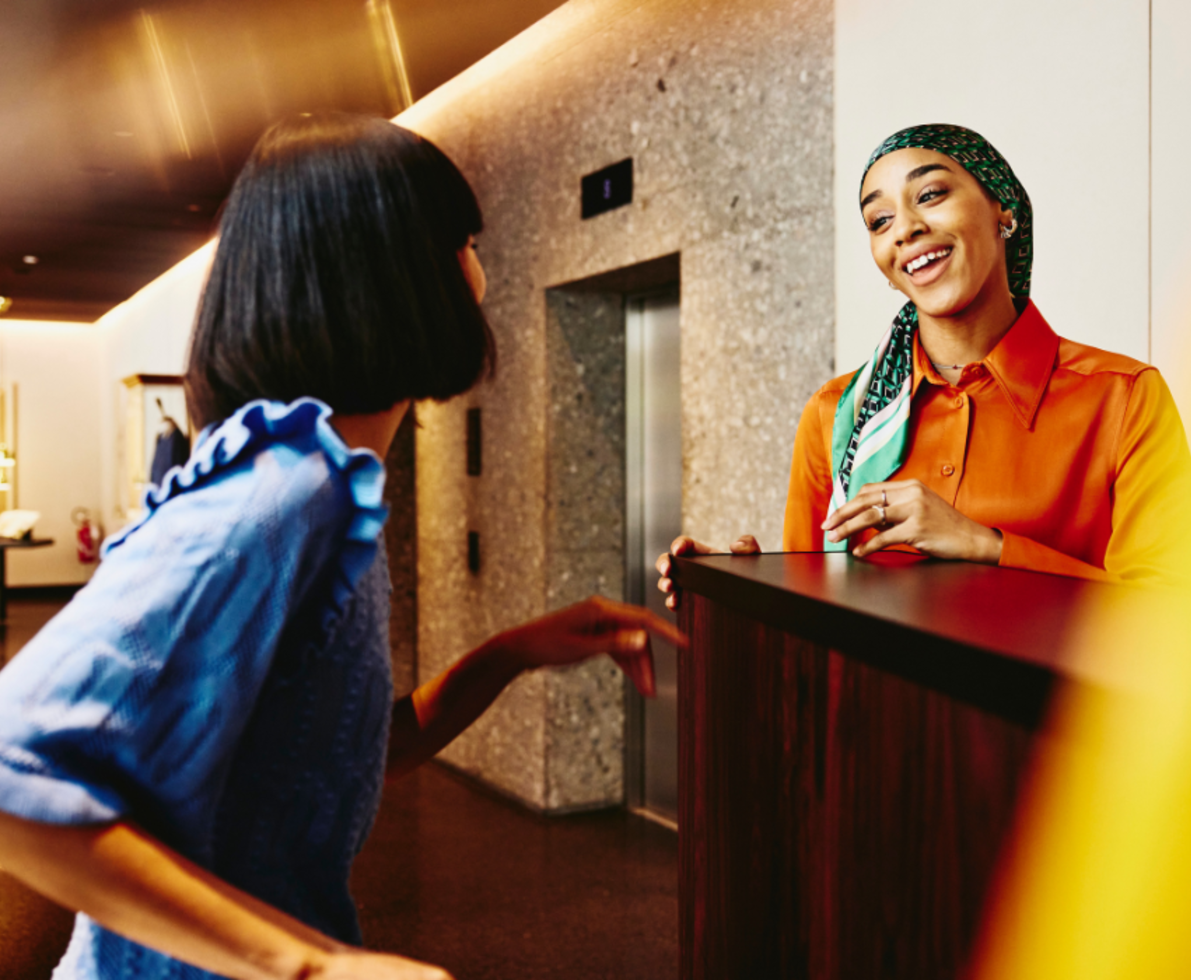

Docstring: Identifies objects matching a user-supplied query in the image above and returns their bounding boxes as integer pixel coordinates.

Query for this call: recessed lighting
[22,255,38,265]
[0,297,12,315]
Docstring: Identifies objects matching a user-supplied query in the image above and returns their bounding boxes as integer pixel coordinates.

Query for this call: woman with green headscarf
[659,123,1191,592]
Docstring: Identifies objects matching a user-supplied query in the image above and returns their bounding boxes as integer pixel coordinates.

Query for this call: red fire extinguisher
[72,507,102,564]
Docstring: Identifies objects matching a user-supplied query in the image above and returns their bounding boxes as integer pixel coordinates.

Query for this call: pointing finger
[587,598,688,648]
[612,646,657,698]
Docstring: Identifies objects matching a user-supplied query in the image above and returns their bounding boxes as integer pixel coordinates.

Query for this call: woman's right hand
[314,949,454,980]
[655,534,761,610]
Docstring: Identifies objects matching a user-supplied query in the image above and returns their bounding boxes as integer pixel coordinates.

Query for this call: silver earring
[888,280,899,290]
[1000,217,1018,240]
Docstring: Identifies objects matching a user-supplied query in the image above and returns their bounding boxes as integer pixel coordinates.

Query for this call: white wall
[0,244,210,587]
[1152,0,1191,414]
[95,242,214,533]
[835,0,1153,378]
[0,321,103,586]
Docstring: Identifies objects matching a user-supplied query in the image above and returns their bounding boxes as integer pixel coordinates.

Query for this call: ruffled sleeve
[0,398,387,835]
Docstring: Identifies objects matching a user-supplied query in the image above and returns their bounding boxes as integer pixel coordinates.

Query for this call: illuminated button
[941,464,955,477]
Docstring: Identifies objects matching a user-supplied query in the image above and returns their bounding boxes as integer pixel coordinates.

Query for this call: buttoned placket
[920,363,987,507]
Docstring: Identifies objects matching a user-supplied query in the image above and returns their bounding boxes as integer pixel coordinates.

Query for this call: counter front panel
[673,552,1110,980]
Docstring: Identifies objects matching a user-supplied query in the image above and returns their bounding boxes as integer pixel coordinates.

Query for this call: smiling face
[860,147,1015,321]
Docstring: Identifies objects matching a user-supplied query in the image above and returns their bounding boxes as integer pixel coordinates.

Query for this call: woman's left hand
[495,596,687,699]
[821,479,1003,564]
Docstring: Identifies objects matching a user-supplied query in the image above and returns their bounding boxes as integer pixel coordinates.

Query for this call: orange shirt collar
[911,300,1059,430]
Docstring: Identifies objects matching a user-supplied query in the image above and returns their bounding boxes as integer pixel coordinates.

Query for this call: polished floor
[0,587,68,669]
[355,766,678,979]
[0,592,678,980]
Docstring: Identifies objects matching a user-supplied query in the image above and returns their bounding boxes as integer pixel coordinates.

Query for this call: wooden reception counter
[671,551,1112,980]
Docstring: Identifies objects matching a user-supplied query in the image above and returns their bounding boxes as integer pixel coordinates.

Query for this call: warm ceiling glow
[397,1,584,131]
[137,9,193,160]
[366,0,414,113]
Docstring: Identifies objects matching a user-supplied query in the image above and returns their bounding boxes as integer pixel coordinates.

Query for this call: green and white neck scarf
[826,124,1034,550]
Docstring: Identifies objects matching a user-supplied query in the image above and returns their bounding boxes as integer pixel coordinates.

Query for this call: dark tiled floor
[1,589,83,979]
[0,588,70,669]
[355,765,678,980]
[0,594,679,980]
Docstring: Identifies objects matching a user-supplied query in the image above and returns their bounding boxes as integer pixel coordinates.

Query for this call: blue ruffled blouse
[0,399,394,979]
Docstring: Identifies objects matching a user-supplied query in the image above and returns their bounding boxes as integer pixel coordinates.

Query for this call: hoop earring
[1000,217,1019,240]
[888,280,899,290]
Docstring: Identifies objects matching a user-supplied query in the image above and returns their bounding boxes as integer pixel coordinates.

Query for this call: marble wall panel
[383,413,418,697]
[404,0,833,810]
[544,290,628,809]
[545,290,626,594]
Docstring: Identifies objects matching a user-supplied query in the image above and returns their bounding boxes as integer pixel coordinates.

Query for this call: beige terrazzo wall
[383,414,418,698]
[403,0,833,811]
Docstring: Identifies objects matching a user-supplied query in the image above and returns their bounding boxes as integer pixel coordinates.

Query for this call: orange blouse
[783,301,1191,583]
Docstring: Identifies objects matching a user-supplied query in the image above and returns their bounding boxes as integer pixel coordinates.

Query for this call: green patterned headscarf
[825,124,1033,547]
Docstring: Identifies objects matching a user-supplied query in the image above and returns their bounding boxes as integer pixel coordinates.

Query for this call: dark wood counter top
[672,551,1115,729]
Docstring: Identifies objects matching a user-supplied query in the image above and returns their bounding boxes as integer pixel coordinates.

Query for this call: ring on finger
[881,489,888,507]
[872,503,888,528]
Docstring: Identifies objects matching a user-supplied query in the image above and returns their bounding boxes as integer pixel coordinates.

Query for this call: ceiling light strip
[138,10,192,159]
[367,0,415,112]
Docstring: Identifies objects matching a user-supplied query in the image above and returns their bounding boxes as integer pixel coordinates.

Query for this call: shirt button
[953,396,964,408]
[941,464,955,477]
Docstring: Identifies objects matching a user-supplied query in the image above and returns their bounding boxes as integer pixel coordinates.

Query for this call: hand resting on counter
[822,479,1003,564]
[655,534,762,611]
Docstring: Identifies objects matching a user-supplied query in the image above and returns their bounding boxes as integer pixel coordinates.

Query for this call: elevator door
[625,289,681,825]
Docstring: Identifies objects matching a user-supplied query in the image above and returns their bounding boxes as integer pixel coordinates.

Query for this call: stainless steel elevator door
[625,289,681,825]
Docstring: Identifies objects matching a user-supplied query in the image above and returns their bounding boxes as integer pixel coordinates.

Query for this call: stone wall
[383,413,418,698]
[403,0,834,810]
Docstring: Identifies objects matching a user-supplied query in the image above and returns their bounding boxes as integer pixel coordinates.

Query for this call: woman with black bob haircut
[187,112,495,427]
[0,112,679,980]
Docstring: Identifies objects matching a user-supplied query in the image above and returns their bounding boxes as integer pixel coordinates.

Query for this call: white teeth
[904,247,952,274]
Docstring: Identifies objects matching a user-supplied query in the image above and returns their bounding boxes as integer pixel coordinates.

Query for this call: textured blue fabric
[0,398,395,979]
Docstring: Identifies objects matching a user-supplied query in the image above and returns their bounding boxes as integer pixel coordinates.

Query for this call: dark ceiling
[0,0,566,322]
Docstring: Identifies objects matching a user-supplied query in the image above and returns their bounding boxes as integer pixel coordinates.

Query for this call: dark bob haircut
[186,112,494,429]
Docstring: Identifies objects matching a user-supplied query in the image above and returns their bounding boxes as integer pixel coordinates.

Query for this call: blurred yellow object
[972,581,1191,978]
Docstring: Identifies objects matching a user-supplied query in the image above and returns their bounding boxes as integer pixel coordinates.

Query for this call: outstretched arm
[388,596,685,779]
[0,811,450,980]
